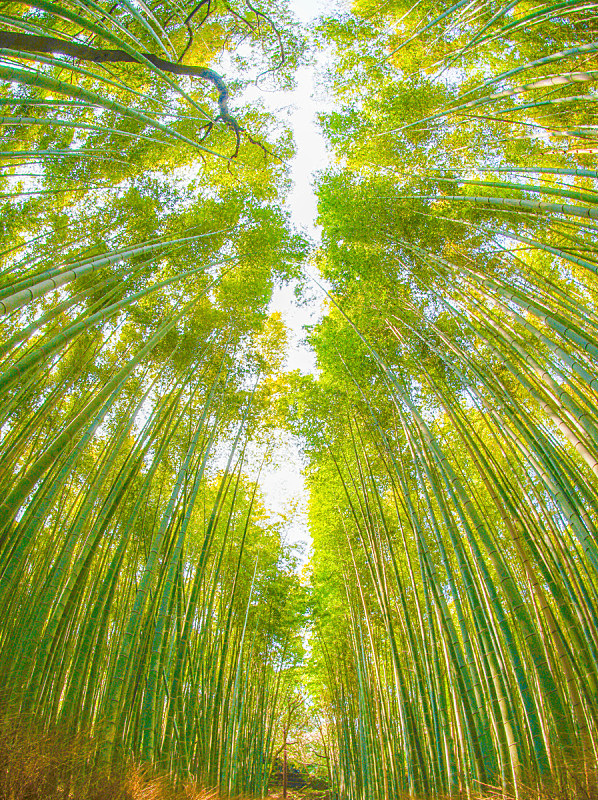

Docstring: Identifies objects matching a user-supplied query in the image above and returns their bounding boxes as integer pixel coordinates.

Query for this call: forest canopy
[1,1,598,799]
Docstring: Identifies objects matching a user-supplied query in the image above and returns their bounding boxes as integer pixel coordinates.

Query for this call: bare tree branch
[0,30,251,154]
[178,0,211,64]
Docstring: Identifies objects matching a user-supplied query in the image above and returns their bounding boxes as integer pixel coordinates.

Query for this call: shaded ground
[267,760,332,800]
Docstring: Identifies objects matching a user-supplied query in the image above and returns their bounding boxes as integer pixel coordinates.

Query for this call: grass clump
[0,715,221,800]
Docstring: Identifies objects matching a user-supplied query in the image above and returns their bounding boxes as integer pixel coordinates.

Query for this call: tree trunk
[282,723,288,799]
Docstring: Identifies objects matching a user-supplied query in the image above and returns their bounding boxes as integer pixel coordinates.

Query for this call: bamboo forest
[1,0,598,798]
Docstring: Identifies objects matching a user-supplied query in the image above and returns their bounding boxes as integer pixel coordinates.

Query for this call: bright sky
[253,0,333,564]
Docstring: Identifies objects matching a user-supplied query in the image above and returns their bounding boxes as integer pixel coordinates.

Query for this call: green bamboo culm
[308,0,598,797]
[0,0,305,793]
[3,0,598,798]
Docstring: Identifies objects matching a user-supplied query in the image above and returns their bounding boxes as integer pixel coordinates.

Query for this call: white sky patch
[270,56,330,378]
[249,0,333,564]
[254,429,310,564]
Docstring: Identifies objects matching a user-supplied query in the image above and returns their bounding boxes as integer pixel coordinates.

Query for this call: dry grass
[479,773,598,800]
[0,715,228,800]
[0,712,334,800]
[2,713,596,800]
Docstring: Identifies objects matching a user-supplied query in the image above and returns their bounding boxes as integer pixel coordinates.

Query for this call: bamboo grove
[2,0,598,798]
[0,0,307,794]
[303,1,598,798]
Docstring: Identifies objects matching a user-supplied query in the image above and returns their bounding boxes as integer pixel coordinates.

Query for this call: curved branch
[178,0,212,64]
[243,0,285,70]
[0,30,245,153]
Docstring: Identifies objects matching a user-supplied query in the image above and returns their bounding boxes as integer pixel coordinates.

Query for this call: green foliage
[0,0,309,795]
[305,2,598,798]
[3,1,598,799]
